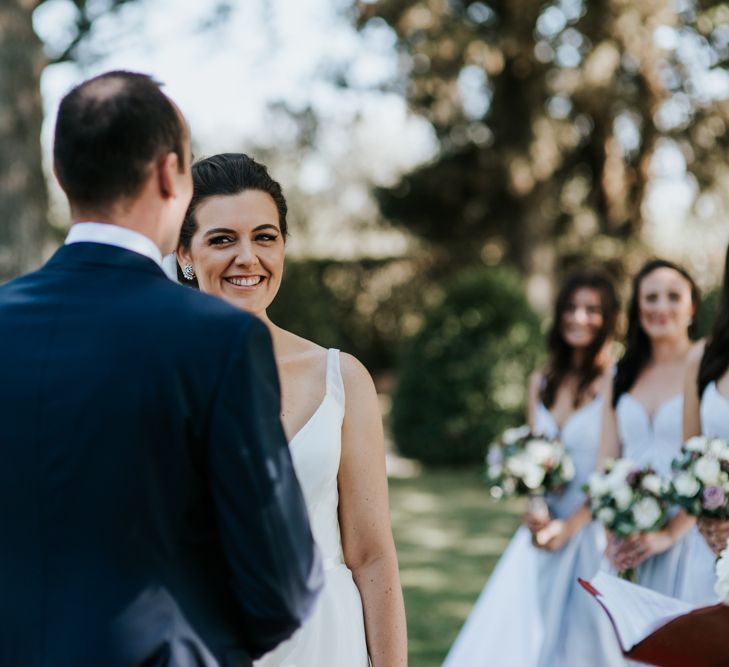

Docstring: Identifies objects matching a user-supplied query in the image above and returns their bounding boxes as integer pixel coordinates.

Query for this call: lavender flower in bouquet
[485,426,575,510]
[669,436,729,520]
[584,458,671,581]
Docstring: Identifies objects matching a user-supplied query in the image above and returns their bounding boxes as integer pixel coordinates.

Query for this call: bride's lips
[223,275,267,290]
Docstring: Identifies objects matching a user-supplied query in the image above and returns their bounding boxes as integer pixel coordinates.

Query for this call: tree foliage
[355,0,729,287]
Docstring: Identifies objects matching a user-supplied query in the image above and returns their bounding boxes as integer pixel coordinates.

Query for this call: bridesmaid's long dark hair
[698,247,729,397]
[541,270,619,410]
[612,259,700,407]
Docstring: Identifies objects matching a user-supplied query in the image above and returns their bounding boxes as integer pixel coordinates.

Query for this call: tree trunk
[0,0,49,282]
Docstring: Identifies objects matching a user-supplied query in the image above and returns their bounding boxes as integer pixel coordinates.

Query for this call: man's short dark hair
[53,70,186,210]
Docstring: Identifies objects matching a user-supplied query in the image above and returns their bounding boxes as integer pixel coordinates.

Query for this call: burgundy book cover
[578,578,729,667]
[627,603,729,667]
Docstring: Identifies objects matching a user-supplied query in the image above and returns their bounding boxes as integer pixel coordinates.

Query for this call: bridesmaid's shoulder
[688,338,707,364]
[528,369,545,395]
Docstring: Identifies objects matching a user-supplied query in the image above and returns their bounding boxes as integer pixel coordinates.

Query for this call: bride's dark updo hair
[177,153,288,285]
[612,258,700,407]
[540,270,619,410]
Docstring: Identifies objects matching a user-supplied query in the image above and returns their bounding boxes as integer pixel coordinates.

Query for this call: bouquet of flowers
[668,436,729,519]
[485,425,575,500]
[584,458,671,538]
[584,459,671,581]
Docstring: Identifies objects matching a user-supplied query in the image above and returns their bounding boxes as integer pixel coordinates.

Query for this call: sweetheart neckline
[539,396,601,433]
[620,392,682,425]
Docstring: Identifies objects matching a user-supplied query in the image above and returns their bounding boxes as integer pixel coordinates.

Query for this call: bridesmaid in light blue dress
[599,259,716,604]
[684,246,729,558]
[444,271,625,667]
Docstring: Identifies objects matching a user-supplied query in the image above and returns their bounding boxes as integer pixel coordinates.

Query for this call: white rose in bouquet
[586,471,608,497]
[633,497,662,530]
[674,472,701,497]
[685,436,708,453]
[525,440,554,466]
[561,455,576,482]
[613,483,634,511]
[487,463,503,479]
[641,474,664,496]
[502,425,531,445]
[597,507,616,525]
[506,455,526,477]
[695,456,722,486]
[708,438,729,459]
[523,463,547,490]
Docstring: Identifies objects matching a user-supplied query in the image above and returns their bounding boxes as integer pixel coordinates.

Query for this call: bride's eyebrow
[203,227,236,237]
[252,224,280,233]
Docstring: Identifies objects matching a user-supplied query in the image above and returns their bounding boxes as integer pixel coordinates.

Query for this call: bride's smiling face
[181,190,285,315]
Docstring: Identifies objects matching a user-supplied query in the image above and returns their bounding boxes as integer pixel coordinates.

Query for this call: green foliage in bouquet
[391,267,542,465]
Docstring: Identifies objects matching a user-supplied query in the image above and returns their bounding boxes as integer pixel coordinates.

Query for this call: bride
[175,153,407,666]
[443,270,625,667]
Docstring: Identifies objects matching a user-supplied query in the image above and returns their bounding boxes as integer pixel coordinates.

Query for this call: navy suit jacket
[0,243,322,667]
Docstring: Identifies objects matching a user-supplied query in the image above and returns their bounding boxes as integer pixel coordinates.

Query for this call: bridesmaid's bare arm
[527,370,543,432]
[683,341,706,440]
[597,379,621,471]
[338,353,407,667]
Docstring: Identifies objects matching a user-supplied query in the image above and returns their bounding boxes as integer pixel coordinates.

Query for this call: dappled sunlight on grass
[390,468,523,667]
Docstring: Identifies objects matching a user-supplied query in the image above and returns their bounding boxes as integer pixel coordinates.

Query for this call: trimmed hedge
[392,267,542,465]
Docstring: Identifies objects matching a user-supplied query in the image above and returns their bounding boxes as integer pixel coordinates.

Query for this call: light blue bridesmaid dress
[614,393,716,604]
[443,397,625,667]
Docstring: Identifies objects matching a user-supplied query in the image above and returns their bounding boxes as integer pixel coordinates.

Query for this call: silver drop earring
[182,264,195,281]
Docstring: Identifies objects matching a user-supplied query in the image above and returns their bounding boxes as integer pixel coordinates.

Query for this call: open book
[579,572,729,667]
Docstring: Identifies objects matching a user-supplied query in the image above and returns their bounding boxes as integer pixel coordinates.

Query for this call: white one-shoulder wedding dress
[614,393,716,604]
[255,349,369,667]
[443,397,625,667]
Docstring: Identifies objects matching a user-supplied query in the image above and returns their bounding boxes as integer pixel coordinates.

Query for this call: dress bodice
[615,393,683,476]
[255,348,369,666]
[288,348,345,567]
[700,382,729,440]
[534,398,603,518]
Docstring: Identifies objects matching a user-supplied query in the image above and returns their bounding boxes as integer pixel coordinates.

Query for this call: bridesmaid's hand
[534,519,572,551]
[523,510,551,536]
[698,518,729,556]
[611,530,674,570]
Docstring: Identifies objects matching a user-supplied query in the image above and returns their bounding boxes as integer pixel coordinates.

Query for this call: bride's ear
[176,247,191,271]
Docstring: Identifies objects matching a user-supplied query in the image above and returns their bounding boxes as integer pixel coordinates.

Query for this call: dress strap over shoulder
[326,348,345,406]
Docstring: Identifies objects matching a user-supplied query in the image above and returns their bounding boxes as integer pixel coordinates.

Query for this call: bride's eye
[255,233,278,243]
[209,235,234,245]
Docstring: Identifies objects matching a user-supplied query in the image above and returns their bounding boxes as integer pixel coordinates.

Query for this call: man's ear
[157,151,180,199]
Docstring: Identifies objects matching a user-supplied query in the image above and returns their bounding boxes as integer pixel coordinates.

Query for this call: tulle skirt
[443,525,625,667]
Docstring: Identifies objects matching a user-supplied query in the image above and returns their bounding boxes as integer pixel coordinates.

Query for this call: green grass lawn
[389,468,524,667]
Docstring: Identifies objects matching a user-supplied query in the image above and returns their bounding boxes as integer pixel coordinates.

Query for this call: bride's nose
[233,240,257,267]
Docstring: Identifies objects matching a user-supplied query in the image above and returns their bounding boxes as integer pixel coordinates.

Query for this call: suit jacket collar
[46,242,170,279]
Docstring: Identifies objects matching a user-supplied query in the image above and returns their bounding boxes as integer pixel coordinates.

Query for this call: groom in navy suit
[0,71,321,666]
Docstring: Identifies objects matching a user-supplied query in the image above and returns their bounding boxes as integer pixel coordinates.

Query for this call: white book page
[590,571,701,651]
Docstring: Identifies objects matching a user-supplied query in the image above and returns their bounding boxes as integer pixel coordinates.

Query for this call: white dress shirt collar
[65,222,163,268]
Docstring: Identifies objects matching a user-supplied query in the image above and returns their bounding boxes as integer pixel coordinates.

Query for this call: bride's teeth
[227,276,262,287]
